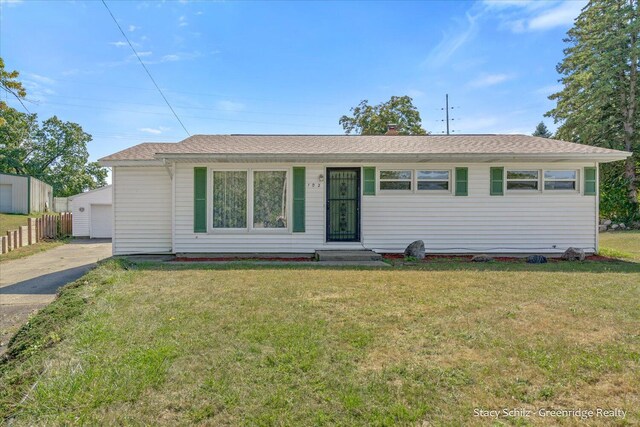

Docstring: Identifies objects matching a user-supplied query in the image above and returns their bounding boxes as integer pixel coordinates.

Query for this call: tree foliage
[339,96,428,135]
[546,0,639,222]
[0,110,108,197]
[0,58,108,197]
[532,121,553,138]
[0,58,27,127]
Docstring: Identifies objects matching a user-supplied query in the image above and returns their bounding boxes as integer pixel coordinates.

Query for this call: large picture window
[544,170,577,190]
[253,171,287,228]
[212,171,247,228]
[506,170,539,191]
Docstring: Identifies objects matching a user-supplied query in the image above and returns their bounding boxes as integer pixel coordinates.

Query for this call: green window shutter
[194,167,207,233]
[455,167,468,196]
[584,167,597,196]
[490,167,504,196]
[292,167,306,232]
[363,167,376,195]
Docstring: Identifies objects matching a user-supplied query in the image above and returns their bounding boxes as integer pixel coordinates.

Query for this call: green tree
[0,59,108,197]
[0,111,108,197]
[0,108,39,173]
[0,58,28,127]
[532,121,553,138]
[546,0,639,222]
[339,96,428,135]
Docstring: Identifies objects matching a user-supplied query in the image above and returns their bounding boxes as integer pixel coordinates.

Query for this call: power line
[45,77,344,108]
[30,94,338,119]
[0,85,31,115]
[40,101,338,129]
[100,0,190,136]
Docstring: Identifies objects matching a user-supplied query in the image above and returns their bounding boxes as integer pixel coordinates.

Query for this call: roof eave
[99,151,631,166]
[98,159,165,167]
[151,152,631,163]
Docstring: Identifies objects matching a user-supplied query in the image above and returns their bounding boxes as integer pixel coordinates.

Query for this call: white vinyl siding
[169,161,598,255]
[113,166,172,254]
[70,186,112,237]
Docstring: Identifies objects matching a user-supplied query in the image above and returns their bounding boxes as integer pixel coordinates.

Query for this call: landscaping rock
[611,224,619,230]
[472,254,494,262]
[599,225,608,232]
[404,240,425,259]
[619,223,626,230]
[527,255,547,264]
[604,219,612,226]
[561,247,585,261]
[632,222,640,230]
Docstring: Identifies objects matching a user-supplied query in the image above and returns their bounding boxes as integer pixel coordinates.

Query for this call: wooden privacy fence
[1,212,72,255]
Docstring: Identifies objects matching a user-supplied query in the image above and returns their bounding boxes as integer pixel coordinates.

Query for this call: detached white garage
[69,185,113,238]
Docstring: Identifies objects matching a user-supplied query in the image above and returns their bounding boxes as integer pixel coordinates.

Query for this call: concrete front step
[315,250,382,262]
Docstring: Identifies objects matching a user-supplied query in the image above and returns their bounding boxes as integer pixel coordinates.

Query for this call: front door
[326,168,360,242]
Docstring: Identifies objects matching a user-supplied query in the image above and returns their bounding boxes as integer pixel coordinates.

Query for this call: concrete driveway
[0,239,112,354]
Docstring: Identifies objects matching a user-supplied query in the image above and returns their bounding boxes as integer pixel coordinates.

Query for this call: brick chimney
[385,124,399,135]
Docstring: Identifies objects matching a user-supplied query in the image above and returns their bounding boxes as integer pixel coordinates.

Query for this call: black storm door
[326,168,361,242]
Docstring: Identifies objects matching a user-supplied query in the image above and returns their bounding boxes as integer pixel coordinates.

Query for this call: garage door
[0,184,12,212]
[90,204,112,238]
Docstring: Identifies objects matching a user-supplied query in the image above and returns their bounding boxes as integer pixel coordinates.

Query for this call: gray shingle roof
[99,134,631,161]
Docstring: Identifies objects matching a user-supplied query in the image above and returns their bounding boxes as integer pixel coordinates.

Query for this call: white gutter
[99,150,631,166]
[159,152,631,163]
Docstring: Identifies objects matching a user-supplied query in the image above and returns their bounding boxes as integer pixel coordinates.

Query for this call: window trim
[252,169,290,231]
[416,169,452,193]
[378,169,413,192]
[208,167,292,234]
[504,168,581,194]
[542,169,579,192]
[505,169,540,192]
[210,169,248,231]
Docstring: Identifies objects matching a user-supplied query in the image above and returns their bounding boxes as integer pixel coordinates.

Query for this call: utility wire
[41,101,338,129]
[1,86,31,114]
[100,0,190,136]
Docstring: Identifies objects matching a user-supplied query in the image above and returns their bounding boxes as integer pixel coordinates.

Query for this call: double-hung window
[379,170,412,191]
[544,170,577,191]
[506,170,539,191]
[417,170,450,191]
[211,169,288,230]
[253,171,287,229]
[212,171,247,228]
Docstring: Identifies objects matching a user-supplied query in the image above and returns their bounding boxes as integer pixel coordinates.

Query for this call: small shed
[69,185,113,238]
[0,173,53,214]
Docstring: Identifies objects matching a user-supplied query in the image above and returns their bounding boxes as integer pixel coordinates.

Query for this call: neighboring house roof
[99,134,631,164]
[68,185,113,201]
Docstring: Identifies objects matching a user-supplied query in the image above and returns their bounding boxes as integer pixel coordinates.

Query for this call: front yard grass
[599,230,640,262]
[1,259,638,425]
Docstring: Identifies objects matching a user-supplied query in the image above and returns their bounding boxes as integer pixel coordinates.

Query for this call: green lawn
[0,212,58,235]
[1,259,638,425]
[600,230,640,261]
[0,213,64,262]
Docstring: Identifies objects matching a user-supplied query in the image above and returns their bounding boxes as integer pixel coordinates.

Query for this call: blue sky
[1,0,585,165]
